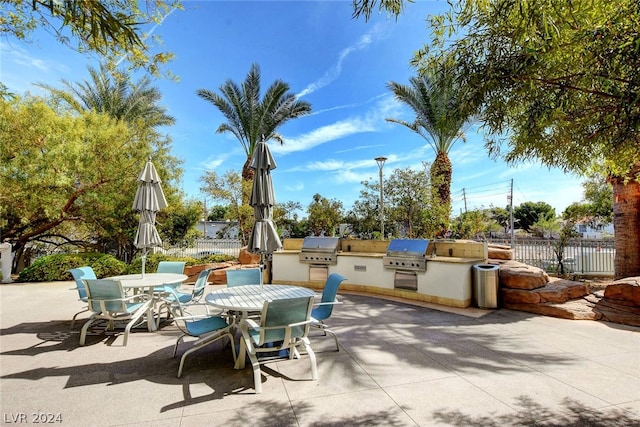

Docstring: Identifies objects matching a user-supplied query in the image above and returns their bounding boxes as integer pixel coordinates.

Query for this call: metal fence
[163,239,243,259]
[484,238,615,276]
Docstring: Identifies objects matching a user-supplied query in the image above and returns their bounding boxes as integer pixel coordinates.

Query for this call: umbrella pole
[259,253,264,293]
[141,252,146,278]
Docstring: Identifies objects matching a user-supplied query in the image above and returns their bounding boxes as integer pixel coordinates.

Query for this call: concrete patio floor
[1,280,639,426]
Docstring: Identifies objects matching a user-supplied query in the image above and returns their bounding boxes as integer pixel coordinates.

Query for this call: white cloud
[283,181,304,192]
[296,23,388,98]
[274,94,402,155]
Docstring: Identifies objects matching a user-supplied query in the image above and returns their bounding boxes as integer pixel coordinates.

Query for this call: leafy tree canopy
[0,95,189,271]
[307,193,344,236]
[563,174,613,226]
[513,201,556,232]
[416,0,640,178]
[0,0,181,78]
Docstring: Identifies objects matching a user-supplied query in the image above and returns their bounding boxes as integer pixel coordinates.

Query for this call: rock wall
[494,258,640,327]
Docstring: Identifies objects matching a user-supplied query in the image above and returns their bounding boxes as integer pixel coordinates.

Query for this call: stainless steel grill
[299,236,340,265]
[383,238,430,272]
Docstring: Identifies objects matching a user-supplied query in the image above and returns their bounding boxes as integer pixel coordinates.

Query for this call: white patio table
[105,273,187,330]
[205,284,315,314]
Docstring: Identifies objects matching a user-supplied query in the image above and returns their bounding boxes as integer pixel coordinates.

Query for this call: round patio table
[105,273,187,331]
[205,284,315,313]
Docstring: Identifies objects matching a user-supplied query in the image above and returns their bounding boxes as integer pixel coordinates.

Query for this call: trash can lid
[473,264,499,270]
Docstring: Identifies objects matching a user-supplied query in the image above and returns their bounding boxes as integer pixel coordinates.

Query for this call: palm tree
[197,63,312,182]
[386,66,474,234]
[37,64,175,129]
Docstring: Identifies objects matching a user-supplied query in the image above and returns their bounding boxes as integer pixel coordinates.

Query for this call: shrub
[200,253,236,264]
[18,253,127,282]
[126,253,199,274]
[126,253,237,274]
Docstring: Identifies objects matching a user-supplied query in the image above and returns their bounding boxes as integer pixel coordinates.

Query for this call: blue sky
[1,0,586,218]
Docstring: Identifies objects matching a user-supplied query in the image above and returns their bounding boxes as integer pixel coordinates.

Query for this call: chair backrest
[84,279,127,313]
[157,261,186,274]
[259,296,314,344]
[192,268,212,300]
[68,266,97,300]
[313,273,347,321]
[226,268,261,287]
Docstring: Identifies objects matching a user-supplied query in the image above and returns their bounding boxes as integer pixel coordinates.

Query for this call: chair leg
[122,307,149,347]
[176,331,237,378]
[325,328,340,351]
[313,323,340,351]
[301,337,318,381]
[247,351,262,394]
[70,308,89,329]
[235,334,250,370]
[79,315,97,346]
[173,334,186,358]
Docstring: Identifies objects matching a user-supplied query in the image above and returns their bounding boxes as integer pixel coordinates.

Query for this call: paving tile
[2,281,639,426]
[533,358,640,405]
[291,388,418,426]
[348,345,456,388]
[384,376,517,426]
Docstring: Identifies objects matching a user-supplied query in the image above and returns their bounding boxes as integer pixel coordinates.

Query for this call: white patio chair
[68,266,96,328]
[163,285,237,377]
[79,279,153,346]
[236,296,317,394]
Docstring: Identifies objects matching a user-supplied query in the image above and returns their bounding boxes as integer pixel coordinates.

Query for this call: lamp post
[375,156,387,240]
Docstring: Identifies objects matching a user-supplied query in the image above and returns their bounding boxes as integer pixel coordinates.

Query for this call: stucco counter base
[272,251,484,308]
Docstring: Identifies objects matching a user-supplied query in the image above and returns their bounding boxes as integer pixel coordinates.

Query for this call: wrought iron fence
[163,239,243,259]
[483,238,615,276]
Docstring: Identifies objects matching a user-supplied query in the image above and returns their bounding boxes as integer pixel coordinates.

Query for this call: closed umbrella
[133,158,167,277]
[247,137,282,286]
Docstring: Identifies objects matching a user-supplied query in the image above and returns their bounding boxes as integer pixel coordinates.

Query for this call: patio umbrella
[133,158,168,277]
[247,136,282,285]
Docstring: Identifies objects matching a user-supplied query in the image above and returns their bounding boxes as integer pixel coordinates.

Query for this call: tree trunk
[611,162,640,279]
[430,151,452,234]
[242,157,255,182]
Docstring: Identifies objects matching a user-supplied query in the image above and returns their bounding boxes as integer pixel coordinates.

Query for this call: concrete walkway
[1,281,639,426]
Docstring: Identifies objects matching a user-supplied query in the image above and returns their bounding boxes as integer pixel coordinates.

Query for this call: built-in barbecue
[383,238,430,272]
[383,238,430,291]
[298,236,340,265]
[298,236,340,282]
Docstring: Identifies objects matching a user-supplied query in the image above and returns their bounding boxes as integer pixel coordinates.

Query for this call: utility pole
[462,188,468,213]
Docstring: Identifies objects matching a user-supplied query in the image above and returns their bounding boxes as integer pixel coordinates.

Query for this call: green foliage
[0,0,180,78]
[563,174,614,227]
[127,253,236,274]
[0,94,187,271]
[201,170,253,244]
[127,253,195,274]
[208,205,228,221]
[200,253,236,264]
[159,200,202,246]
[386,66,475,233]
[450,209,493,239]
[307,194,345,236]
[197,63,312,182]
[513,201,556,232]
[419,0,640,178]
[17,253,127,282]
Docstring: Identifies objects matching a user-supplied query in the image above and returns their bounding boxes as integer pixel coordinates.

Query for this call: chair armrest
[313,300,343,307]
[123,293,151,303]
[242,318,260,330]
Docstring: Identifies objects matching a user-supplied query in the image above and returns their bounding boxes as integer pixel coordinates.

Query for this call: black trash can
[472,264,499,309]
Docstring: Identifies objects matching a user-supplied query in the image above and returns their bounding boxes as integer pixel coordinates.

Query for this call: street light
[375,156,387,240]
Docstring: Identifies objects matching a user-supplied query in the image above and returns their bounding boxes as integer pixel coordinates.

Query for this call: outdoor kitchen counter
[272,249,485,308]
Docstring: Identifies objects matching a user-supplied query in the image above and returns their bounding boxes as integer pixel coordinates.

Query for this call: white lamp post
[375,156,387,240]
